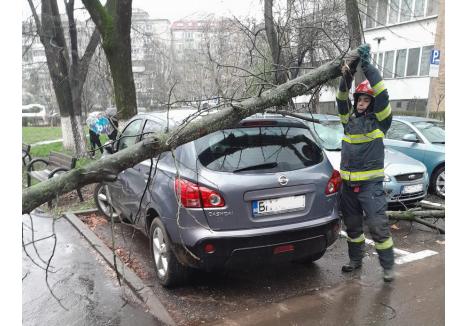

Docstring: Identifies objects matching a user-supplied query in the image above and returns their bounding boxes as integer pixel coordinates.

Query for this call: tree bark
[22,47,362,214]
[344,0,365,84]
[264,0,288,85]
[27,0,100,156]
[82,0,137,120]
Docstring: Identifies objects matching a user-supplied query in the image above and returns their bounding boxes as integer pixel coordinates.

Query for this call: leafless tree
[26,0,100,156]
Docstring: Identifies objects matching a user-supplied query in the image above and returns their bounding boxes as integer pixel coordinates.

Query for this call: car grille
[391,191,425,201]
[394,173,424,182]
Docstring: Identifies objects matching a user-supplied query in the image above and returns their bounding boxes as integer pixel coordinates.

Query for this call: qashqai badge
[278,175,289,186]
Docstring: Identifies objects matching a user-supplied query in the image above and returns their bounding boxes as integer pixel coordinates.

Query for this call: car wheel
[149,218,189,287]
[93,183,118,220]
[293,250,326,265]
[430,166,445,198]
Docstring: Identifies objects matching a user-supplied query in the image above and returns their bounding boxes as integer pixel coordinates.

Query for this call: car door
[106,118,144,219]
[384,120,427,163]
[121,118,166,224]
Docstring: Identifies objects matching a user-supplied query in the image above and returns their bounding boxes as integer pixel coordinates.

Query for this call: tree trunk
[105,48,137,120]
[344,0,365,84]
[28,0,99,157]
[264,0,288,85]
[22,47,363,213]
[82,0,137,120]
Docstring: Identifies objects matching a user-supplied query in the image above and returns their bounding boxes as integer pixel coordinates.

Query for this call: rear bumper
[166,214,340,271]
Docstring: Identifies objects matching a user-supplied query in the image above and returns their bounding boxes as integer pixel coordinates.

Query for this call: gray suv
[99,111,341,287]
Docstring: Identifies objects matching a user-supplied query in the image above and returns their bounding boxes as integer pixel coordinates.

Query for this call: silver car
[297,114,429,207]
[100,111,341,287]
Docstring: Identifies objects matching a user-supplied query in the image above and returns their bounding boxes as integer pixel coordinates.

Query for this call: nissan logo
[408,174,416,180]
[278,175,289,186]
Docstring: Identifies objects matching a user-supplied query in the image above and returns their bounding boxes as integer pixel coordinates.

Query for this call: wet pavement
[22,211,163,326]
[83,206,445,326]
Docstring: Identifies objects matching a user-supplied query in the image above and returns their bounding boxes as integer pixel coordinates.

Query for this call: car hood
[323,148,426,176]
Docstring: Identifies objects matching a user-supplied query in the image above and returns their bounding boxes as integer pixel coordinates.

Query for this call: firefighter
[336,44,394,282]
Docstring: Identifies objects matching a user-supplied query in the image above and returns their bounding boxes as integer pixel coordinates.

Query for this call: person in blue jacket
[336,45,394,282]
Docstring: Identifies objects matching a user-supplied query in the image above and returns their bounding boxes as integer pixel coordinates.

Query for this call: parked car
[98,112,341,287]
[295,114,429,207]
[383,116,445,198]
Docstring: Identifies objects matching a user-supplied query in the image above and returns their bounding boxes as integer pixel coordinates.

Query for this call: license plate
[402,184,423,194]
[252,195,305,216]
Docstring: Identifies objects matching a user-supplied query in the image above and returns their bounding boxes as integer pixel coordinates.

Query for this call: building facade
[317,0,443,115]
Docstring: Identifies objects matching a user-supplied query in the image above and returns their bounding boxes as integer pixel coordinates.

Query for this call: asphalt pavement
[22,210,164,326]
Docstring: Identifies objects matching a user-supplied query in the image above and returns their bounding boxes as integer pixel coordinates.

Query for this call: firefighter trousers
[340,180,394,270]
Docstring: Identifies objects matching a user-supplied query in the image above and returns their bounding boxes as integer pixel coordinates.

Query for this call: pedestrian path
[22,211,163,326]
[31,139,63,146]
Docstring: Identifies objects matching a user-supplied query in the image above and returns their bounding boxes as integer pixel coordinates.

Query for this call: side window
[386,121,416,140]
[118,119,143,151]
[141,119,164,140]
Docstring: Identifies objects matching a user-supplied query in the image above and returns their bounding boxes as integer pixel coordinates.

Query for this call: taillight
[174,178,225,208]
[325,170,342,195]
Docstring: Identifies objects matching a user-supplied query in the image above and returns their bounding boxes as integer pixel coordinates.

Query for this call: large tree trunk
[82,0,137,120]
[344,0,365,84]
[28,0,99,157]
[22,47,363,213]
[264,0,288,85]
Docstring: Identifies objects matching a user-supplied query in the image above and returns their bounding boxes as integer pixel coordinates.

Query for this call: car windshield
[195,126,323,173]
[306,121,344,150]
[412,121,445,144]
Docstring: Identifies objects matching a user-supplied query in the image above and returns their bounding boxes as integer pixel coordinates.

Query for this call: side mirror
[402,133,419,143]
[103,141,114,154]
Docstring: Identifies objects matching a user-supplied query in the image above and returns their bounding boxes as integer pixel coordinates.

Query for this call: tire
[293,250,326,265]
[93,183,117,220]
[149,218,189,287]
[430,166,445,198]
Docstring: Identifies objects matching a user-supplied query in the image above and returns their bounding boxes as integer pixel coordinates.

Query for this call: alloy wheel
[152,227,168,278]
[436,170,445,197]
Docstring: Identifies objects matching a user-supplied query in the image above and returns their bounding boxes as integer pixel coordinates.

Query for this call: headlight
[383,174,391,182]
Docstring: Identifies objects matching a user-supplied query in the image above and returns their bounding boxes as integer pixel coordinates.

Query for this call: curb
[64,212,176,326]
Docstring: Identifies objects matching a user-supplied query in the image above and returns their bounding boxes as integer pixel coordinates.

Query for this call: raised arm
[359,45,392,133]
[336,67,354,126]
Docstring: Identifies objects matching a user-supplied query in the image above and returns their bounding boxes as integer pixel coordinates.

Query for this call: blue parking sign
[430,49,440,65]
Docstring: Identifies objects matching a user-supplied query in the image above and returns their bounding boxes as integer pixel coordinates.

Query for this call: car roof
[393,115,442,123]
[139,110,310,128]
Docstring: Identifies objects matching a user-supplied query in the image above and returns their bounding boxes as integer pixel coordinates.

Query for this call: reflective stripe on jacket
[336,63,392,182]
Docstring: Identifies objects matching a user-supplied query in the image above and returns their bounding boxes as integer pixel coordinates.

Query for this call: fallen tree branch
[387,210,445,234]
[387,210,445,219]
[22,47,362,214]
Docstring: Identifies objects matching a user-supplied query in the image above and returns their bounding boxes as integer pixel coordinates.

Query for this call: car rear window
[195,126,323,173]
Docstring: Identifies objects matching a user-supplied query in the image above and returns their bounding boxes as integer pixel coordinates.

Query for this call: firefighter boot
[376,246,395,282]
[342,241,364,272]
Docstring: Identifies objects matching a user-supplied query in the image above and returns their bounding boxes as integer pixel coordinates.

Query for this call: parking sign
[430,49,440,65]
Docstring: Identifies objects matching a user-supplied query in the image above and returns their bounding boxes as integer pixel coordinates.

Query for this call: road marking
[339,231,438,265]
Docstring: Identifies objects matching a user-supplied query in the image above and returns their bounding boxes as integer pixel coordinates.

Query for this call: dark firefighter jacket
[336,64,392,183]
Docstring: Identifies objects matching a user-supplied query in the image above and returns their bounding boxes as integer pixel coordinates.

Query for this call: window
[386,121,417,140]
[426,0,438,16]
[142,119,165,139]
[419,45,434,76]
[395,49,407,77]
[383,50,395,78]
[195,127,323,173]
[400,0,413,22]
[366,0,378,28]
[414,0,425,17]
[388,0,400,24]
[406,47,421,76]
[118,119,143,151]
[377,0,388,25]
